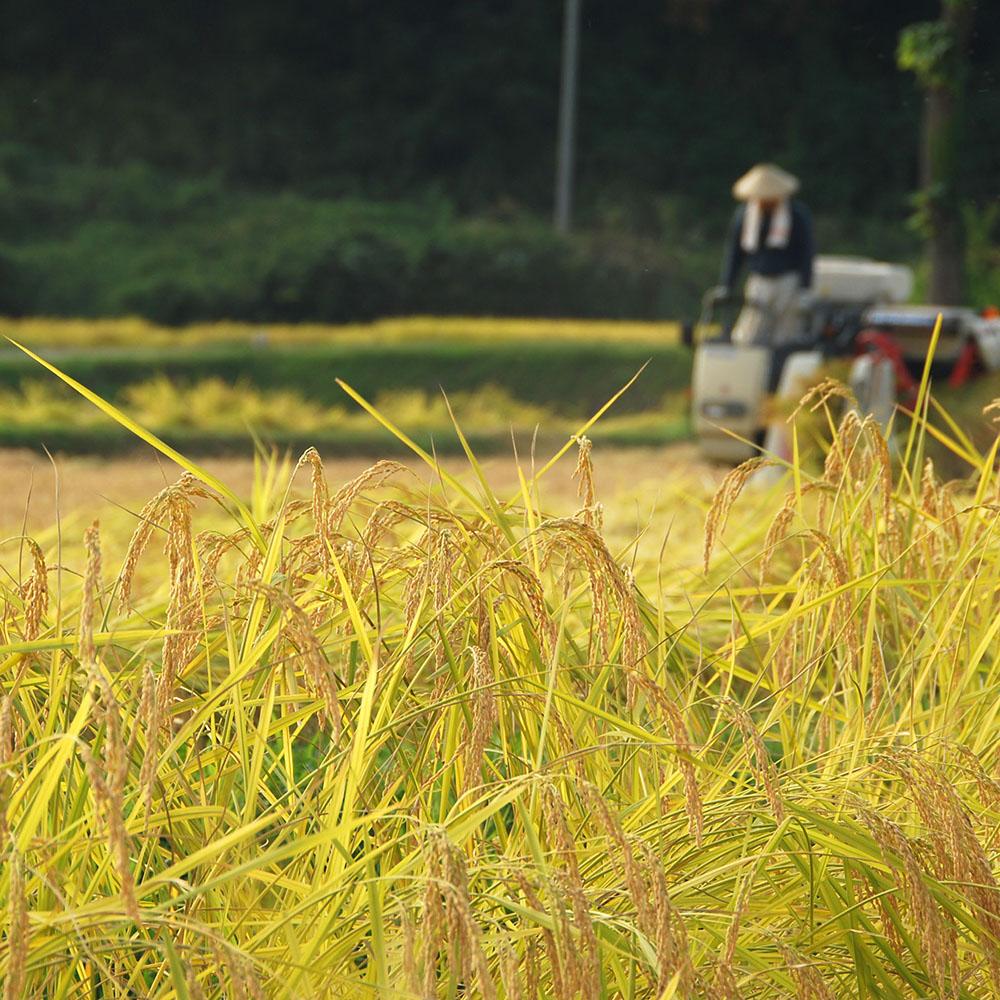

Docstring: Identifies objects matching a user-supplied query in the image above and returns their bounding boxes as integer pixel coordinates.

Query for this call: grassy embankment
[2,343,1000,995]
[0,317,691,454]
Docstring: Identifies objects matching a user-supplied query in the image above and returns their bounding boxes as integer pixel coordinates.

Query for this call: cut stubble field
[0,442,724,556]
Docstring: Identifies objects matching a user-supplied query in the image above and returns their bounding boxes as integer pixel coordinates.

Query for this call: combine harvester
[689,255,1000,463]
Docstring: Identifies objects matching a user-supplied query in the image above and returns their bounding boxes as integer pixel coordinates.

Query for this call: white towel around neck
[740,199,792,252]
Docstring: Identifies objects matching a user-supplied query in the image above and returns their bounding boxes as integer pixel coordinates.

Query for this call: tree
[898,0,975,305]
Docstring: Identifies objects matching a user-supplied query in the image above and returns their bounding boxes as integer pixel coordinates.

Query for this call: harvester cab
[690,255,1000,464]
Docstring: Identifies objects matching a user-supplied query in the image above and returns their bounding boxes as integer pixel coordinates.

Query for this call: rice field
[0,316,681,351]
[3,353,1000,998]
[0,377,689,455]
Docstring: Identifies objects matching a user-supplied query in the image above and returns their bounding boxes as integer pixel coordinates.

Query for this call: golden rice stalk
[120,477,209,810]
[79,521,102,670]
[637,841,696,995]
[808,529,859,671]
[771,619,798,690]
[552,872,600,999]
[822,408,862,488]
[779,944,836,1000]
[865,619,887,727]
[486,560,557,657]
[297,447,330,535]
[572,435,602,530]
[629,672,704,845]
[523,937,541,1000]
[952,744,1000,810]
[420,828,496,1000]
[703,457,770,573]
[862,416,900,555]
[725,700,784,822]
[760,492,798,584]
[0,695,14,766]
[185,961,208,1000]
[225,955,266,1000]
[137,665,160,823]
[860,870,904,956]
[791,377,857,422]
[293,448,332,570]
[713,878,750,1000]
[541,782,582,883]
[118,473,215,611]
[499,942,523,1000]
[400,906,420,997]
[884,752,1000,990]
[539,518,644,670]
[3,849,27,1000]
[81,742,141,923]
[463,647,497,793]
[261,585,342,736]
[19,539,48,641]
[327,459,408,534]
[859,805,957,997]
[81,536,142,926]
[157,486,199,712]
[582,782,651,930]
[515,873,567,1000]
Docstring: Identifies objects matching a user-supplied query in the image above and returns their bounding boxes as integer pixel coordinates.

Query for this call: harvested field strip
[2,315,683,350]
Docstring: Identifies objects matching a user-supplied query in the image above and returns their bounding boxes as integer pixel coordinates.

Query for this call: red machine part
[855,329,918,404]
[947,340,979,388]
[856,326,982,398]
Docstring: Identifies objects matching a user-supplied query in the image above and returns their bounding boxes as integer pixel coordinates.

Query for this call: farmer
[716,163,815,346]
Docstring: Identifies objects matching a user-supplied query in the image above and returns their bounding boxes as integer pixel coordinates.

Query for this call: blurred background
[0,0,997,468]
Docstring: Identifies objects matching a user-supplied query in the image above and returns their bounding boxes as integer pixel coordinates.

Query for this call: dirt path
[0,442,724,537]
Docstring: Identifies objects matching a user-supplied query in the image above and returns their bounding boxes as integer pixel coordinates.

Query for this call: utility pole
[554,0,581,234]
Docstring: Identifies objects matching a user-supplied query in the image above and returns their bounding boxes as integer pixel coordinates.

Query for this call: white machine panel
[813,256,914,305]
[692,342,770,462]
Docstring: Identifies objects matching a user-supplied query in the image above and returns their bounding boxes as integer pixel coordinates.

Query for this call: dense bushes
[0,147,710,324]
[5,146,993,326]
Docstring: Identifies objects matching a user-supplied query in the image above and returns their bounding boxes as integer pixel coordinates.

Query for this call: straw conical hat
[732,163,799,200]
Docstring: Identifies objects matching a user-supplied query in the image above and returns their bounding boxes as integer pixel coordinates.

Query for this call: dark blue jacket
[720,200,815,290]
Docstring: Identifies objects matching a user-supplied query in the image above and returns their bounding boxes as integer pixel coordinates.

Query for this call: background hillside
[1,0,998,322]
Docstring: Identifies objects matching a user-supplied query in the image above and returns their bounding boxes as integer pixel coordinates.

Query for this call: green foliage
[897,20,957,88]
[0,146,708,323]
[962,201,1000,306]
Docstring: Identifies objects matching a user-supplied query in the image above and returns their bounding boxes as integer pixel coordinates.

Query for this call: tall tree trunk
[917,0,974,305]
[922,84,963,303]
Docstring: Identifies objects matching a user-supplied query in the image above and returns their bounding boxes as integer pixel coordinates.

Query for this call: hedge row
[1,341,693,415]
[0,150,713,324]
[0,419,690,457]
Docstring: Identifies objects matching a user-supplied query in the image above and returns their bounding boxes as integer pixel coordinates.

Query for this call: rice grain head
[3,849,27,1000]
[725,700,784,822]
[420,828,496,1000]
[79,521,102,671]
[629,672,704,845]
[860,804,957,997]
[704,457,769,573]
[572,435,602,530]
[463,646,497,794]
[20,539,48,641]
[779,944,836,1000]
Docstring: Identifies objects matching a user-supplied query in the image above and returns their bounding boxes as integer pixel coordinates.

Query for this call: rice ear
[704,457,769,572]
